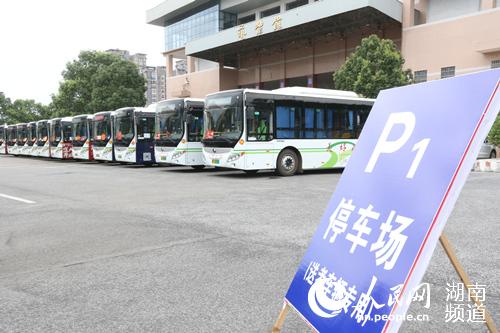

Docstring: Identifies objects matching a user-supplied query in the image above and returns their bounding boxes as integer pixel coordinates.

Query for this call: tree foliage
[52,51,146,116]
[0,92,12,123]
[0,92,50,124]
[488,114,500,146]
[334,35,412,98]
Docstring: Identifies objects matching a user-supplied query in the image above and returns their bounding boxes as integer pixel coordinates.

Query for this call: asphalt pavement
[0,155,498,333]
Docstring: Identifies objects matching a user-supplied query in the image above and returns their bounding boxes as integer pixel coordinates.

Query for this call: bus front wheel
[277,149,299,176]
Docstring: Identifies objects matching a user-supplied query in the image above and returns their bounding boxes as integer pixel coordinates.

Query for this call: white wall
[427,0,480,22]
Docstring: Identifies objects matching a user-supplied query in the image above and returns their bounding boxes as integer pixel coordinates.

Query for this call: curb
[473,159,500,172]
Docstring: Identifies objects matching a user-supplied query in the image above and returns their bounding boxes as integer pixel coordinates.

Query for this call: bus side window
[356,107,370,138]
[343,109,354,139]
[247,100,274,141]
[326,108,334,139]
[316,107,326,139]
[276,104,295,139]
[304,108,315,139]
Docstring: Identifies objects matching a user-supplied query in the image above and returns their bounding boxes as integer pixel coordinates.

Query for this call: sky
[0,0,165,104]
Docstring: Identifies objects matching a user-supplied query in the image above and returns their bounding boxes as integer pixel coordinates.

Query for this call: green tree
[0,92,12,123]
[0,92,52,124]
[334,35,412,98]
[52,51,146,116]
[2,99,50,124]
[488,114,500,146]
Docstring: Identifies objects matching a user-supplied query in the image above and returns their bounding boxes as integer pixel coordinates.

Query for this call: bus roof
[155,98,204,112]
[113,107,154,117]
[72,114,92,121]
[93,111,112,118]
[36,119,48,124]
[61,116,73,122]
[206,87,374,105]
[16,123,28,127]
[48,118,62,124]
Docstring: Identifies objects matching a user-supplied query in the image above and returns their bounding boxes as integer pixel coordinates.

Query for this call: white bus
[26,122,38,156]
[113,107,156,165]
[202,87,374,176]
[16,123,29,155]
[72,114,94,161]
[154,98,205,168]
[49,117,73,159]
[0,124,6,154]
[92,111,114,162]
[35,120,50,157]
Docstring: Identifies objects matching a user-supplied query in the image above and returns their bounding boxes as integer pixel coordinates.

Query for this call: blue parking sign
[285,70,500,332]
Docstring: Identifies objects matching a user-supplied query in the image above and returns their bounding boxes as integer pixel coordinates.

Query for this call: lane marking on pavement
[0,193,36,204]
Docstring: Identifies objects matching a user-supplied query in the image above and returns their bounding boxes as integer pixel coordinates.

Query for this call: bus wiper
[214,137,234,143]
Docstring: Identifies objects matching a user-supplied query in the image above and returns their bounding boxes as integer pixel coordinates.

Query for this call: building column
[402,0,415,28]
[166,54,174,77]
[282,46,286,88]
[187,56,196,73]
[310,38,315,88]
[481,0,495,10]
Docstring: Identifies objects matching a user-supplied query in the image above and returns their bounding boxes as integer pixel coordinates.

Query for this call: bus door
[186,108,204,165]
[244,98,276,169]
[135,114,155,164]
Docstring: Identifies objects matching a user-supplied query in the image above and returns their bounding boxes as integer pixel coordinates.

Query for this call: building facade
[106,49,167,105]
[146,0,500,99]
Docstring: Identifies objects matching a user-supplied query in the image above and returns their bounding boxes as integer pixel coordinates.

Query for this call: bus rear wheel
[276,149,299,176]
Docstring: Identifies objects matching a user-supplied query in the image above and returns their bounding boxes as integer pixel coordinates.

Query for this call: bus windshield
[7,127,17,146]
[93,115,111,147]
[204,91,243,147]
[136,115,155,140]
[28,125,36,146]
[62,122,72,142]
[155,100,184,146]
[37,123,48,146]
[114,111,134,147]
[0,127,4,144]
[50,121,62,147]
[17,125,28,146]
[73,118,88,147]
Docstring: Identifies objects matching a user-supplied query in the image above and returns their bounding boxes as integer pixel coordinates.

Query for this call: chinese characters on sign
[272,15,282,31]
[237,25,246,40]
[236,15,282,39]
[445,281,487,323]
[303,260,431,327]
[323,198,414,270]
[255,20,264,35]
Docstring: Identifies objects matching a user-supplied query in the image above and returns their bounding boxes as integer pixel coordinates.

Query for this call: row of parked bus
[0,87,374,176]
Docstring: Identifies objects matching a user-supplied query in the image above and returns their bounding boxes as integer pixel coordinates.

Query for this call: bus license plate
[212,159,220,165]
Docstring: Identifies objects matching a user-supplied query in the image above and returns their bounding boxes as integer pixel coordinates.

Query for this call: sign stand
[439,234,498,333]
[272,233,498,333]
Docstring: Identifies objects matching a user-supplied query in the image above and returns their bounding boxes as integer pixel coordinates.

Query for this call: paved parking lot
[0,155,498,332]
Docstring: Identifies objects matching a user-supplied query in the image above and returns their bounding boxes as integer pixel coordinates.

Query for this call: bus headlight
[227,153,241,163]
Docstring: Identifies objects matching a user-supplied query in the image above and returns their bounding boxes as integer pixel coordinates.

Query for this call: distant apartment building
[146,0,500,98]
[143,66,167,104]
[106,49,167,105]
